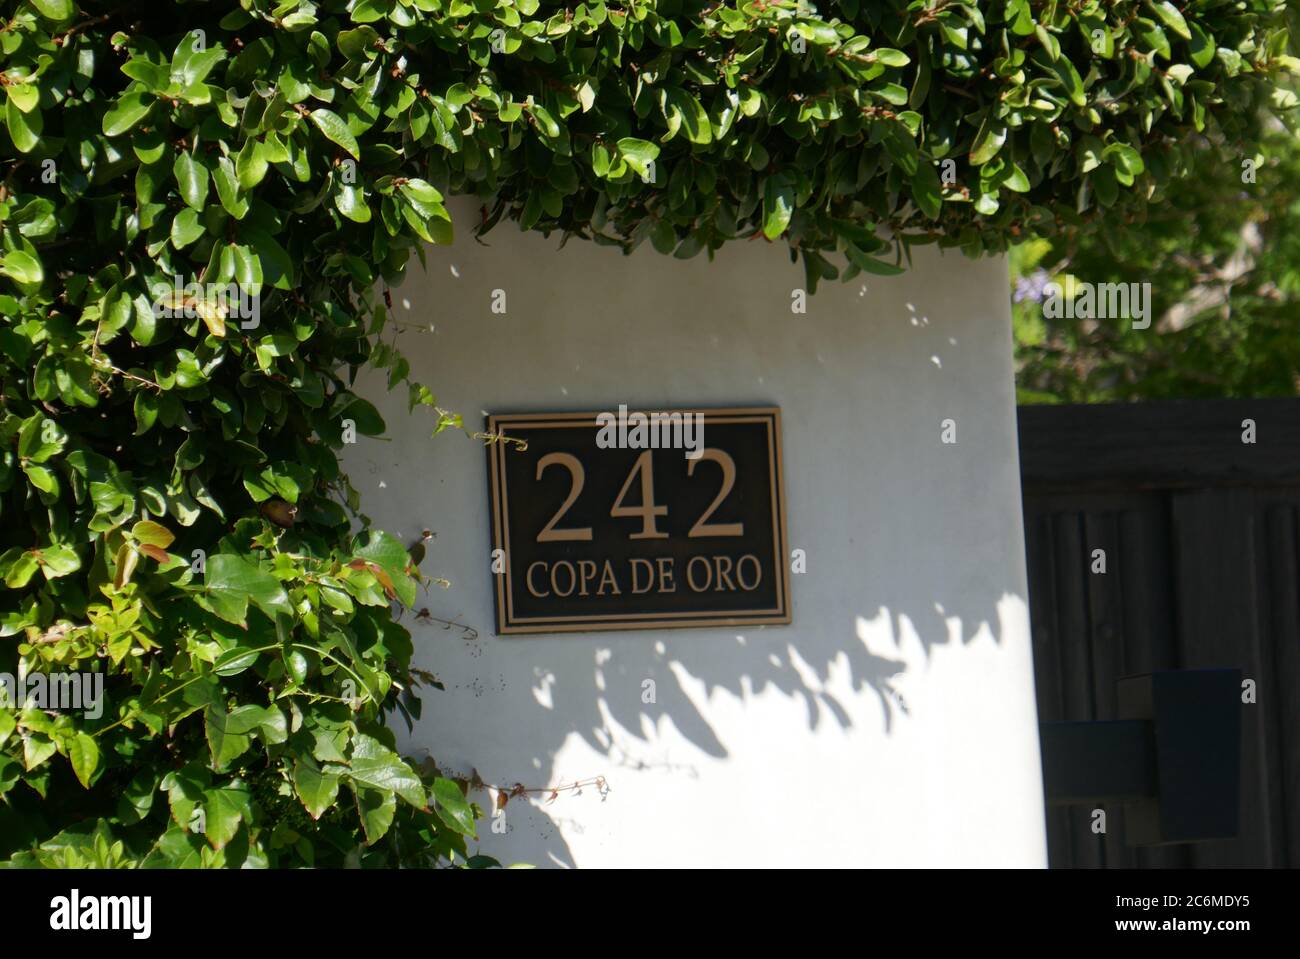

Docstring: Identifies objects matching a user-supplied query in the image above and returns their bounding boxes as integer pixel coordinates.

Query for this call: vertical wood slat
[1024,507,1073,869]
[1051,510,1105,868]
[1170,489,1272,867]
[1260,501,1300,866]
[1116,505,1189,868]
[1083,510,1131,867]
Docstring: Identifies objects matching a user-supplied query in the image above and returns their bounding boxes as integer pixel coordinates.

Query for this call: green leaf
[242,226,295,290]
[1035,23,1061,62]
[68,733,99,789]
[309,109,361,160]
[335,395,385,435]
[25,733,56,771]
[173,41,227,87]
[529,104,560,138]
[151,825,206,868]
[335,182,371,222]
[205,704,252,769]
[231,243,262,294]
[1134,18,1171,60]
[1187,21,1215,69]
[4,551,39,588]
[873,48,910,67]
[432,777,476,837]
[762,173,795,240]
[224,704,272,736]
[1104,142,1145,178]
[117,770,160,825]
[161,765,206,828]
[213,156,248,218]
[30,0,73,21]
[970,112,1007,165]
[201,785,249,849]
[213,646,260,677]
[1148,0,1192,40]
[617,137,659,179]
[39,544,81,579]
[1078,134,1104,173]
[662,88,712,145]
[18,415,62,461]
[102,92,154,137]
[6,83,39,113]
[5,98,41,153]
[1001,162,1031,193]
[348,733,425,808]
[911,161,943,219]
[1,250,43,286]
[236,138,268,189]
[355,785,396,844]
[294,757,340,819]
[254,333,297,370]
[24,464,58,495]
[350,0,390,25]
[397,178,443,216]
[846,245,905,275]
[338,26,380,60]
[174,152,209,210]
[256,707,288,744]
[352,530,417,606]
[204,553,292,625]
[170,207,205,248]
[1051,56,1087,107]
[1092,164,1119,206]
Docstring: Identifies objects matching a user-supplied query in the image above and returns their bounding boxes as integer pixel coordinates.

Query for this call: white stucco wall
[345,203,1048,867]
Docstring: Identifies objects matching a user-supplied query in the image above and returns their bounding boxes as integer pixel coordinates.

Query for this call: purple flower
[1013,268,1051,304]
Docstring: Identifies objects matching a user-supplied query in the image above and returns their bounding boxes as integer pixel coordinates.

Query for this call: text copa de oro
[525,554,763,599]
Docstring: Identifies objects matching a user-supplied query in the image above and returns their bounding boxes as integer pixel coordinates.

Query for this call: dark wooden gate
[1018,398,1300,867]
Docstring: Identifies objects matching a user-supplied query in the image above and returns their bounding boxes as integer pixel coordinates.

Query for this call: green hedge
[0,0,1291,866]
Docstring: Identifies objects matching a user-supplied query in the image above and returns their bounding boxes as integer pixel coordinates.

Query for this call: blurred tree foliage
[1013,96,1300,404]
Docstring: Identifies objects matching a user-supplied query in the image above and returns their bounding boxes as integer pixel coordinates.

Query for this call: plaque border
[486,406,792,635]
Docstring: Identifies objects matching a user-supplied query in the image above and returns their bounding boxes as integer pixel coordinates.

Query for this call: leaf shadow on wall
[398,549,1025,868]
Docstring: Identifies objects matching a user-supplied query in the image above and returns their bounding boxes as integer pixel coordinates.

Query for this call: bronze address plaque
[487,407,791,634]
